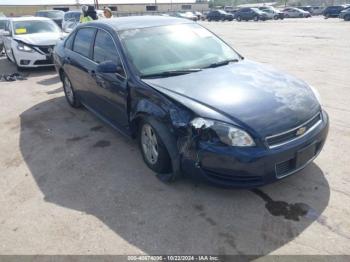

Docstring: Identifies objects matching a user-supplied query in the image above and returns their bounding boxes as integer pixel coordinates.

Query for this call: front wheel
[139,120,172,175]
[62,72,81,108]
[11,49,24,71]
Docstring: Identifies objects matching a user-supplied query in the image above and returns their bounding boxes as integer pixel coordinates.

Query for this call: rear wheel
[62,72,81,108]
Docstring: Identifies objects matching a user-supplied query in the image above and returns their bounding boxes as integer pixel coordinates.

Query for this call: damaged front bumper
[14,41,55,67]
[180,110,329,188]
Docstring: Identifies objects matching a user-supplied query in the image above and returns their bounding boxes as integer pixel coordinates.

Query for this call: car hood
[14,32,62,46]
[142,60,320,137]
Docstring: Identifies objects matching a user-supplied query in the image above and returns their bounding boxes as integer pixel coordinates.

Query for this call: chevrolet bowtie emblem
[296,127,307,136]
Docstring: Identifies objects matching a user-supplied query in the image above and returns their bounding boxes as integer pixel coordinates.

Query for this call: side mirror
[97,60,124,76]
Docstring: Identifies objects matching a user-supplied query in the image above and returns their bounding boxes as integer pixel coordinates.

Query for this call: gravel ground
[0,17,349,256]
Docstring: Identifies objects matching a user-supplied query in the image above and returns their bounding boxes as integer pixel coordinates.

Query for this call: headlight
[309,85,322,104]
[17,42,34,52]
[190,118,255,147]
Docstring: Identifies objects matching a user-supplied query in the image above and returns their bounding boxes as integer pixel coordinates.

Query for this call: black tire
[138,118,173,180]
[274,15,279,20]
[5,48,11,62]
[62,71,81,108]
[324,14,329,19]
[254,16,259,21]
[11,49,24,71]
[344,15,350,21]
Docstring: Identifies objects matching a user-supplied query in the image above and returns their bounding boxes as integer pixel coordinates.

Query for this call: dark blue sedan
[53,16,329,187]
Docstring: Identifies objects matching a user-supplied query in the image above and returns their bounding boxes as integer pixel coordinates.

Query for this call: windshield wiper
[140,68,202,78]
[203,59,239,69]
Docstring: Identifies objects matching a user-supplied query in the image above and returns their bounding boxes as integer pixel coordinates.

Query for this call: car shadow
[0,57,56,79]
[18,96,330,255]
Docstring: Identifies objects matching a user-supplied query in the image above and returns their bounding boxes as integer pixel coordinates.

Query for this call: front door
[89,29,129,128]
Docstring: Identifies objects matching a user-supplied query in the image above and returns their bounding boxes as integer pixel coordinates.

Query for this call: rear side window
[93,30,123,69]
[73,28,96,58]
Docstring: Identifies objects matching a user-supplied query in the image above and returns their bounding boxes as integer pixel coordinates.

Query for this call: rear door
[63,27,97,105]
[89,29,129,128]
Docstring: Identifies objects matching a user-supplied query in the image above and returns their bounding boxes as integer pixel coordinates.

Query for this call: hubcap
[141,124,159,165]
[64,76,74,104]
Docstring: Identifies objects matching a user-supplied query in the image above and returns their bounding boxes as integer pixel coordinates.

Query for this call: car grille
[34,58,54,65]
[203,168,264,186]
[275,141,323,178]
[266,112,322,148]
[37,46,54,55]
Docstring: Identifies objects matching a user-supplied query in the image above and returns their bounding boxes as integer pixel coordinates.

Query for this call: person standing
[80,5,98,23]
[103,7,113,19]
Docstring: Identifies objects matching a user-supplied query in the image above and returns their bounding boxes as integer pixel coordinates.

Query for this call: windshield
[13,20,60,35]
[37,11,64,19]
[65,12,81,21]
[119,24,240,76]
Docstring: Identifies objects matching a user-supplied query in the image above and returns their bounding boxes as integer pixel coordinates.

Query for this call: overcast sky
[0,0,197,5]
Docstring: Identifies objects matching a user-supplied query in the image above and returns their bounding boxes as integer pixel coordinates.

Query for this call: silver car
[283,7,311,18]
[62,11,81,33]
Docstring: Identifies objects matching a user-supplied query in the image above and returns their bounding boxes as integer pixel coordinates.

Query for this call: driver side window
[93,29,125,77]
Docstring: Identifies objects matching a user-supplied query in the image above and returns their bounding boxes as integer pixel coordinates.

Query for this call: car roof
[10,16,53,22]
[86,16,192,31]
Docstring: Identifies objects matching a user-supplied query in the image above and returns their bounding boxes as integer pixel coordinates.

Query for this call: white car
[0,17,8,52]
[2,17,64,69]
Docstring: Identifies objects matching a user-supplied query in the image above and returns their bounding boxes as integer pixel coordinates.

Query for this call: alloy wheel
[141,124,159,165]
[63,76,74,104]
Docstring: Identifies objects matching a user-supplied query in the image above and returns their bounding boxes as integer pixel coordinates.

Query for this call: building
[0,0,209,17]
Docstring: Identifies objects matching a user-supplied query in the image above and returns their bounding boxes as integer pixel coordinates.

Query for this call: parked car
[2,17,63,69]
[0,17,8,52]
[206,10,234,21]
[62,11,81,33]
[192,11,205,20]
[259,6,284,20]
[35,10,65,27]
[299,6,313,13]
[175,12,198,21]
[310,6,325,15]
[283,7,311,18]
[53,16,328,187]
[323,5,347,18]
[235,8,268,21]
[339,8,350,21]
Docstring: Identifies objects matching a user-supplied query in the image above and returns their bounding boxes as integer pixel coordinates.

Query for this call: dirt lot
[0,17,349,256]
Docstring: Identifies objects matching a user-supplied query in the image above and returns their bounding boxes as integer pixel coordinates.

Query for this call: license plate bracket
[296,143,316,168]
